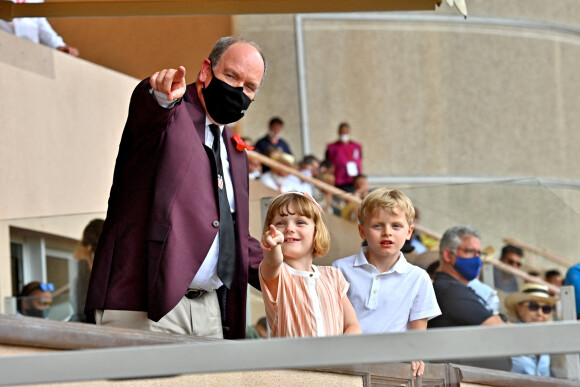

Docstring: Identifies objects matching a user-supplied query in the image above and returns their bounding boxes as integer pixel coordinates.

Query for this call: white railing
[1,319,579,385]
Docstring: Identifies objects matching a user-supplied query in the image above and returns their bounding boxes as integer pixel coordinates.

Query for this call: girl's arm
[342,295,362,334]
[259,225,284,288]
[408,318,428,377]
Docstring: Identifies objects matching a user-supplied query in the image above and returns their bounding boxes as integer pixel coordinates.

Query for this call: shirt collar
[284,262,320,278]
[205,117,224,131]
[353,247,411,274]
[353,248,370,267]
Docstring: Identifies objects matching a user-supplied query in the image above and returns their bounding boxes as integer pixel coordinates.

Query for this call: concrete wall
[45,0,232,81]
[0,31,136,310]
[236,1,580,266]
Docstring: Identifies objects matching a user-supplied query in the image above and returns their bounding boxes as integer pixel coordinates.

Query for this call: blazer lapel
[184,86,206,143]
[223,126,248,212]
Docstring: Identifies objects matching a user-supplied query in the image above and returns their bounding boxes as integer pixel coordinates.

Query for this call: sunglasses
[522,301,554,314]
[40,283,54,292]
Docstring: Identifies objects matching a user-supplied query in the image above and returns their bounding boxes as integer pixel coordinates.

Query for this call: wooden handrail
[413,224,442,241]
[0,314,218,351]
[484,259,561,295]
[249,151,443,241]
[247,150,361,204]
[503,237,574,268]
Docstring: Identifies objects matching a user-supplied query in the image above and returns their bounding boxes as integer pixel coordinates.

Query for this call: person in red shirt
[325,122,363,192]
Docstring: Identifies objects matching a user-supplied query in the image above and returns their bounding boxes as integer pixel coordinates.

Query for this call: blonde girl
[259,192,361,337]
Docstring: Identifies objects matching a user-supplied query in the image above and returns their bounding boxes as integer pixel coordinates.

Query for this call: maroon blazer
[85,79,263,339]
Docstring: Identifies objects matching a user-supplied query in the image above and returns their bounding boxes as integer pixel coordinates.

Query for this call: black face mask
[202,68,253,125]
[23,307,48,318]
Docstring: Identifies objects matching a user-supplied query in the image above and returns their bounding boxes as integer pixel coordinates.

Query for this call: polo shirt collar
[353,247,411,274]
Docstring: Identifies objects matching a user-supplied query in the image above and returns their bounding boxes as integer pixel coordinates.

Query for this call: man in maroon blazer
[85,37,265,339]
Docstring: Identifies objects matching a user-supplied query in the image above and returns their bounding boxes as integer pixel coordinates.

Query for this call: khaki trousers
[95,291,223,339]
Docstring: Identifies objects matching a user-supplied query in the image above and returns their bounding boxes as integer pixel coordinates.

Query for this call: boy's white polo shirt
[333,247,441,333]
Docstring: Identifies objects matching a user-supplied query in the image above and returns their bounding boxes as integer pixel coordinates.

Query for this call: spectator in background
[242,136,262,180]
[401,207,428,257]
[71,219,104,322]
[429,225,505,328]
[319,159,334,185]
[351,174,370,198]
[318,159,336,212]
[18,281,53,318]
[505,283,557,376]
[325,122,362,193]
[468,277,501,315]
[245,316,269,339]
[340,174,370,222]
[297,155,320,179]
[411,208,439,252]
[285,154,321,195]
[0,0,79,56]
[545,269,563,287]
[255,316,269,338]
[493,244,523,293]
[259,151,304,193]
[254,117,292,172]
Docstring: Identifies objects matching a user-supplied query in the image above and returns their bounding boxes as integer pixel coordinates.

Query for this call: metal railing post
[481,262,495,288]
[560,285,580,381]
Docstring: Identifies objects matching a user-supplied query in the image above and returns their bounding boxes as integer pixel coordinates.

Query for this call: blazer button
[212,220,220,228]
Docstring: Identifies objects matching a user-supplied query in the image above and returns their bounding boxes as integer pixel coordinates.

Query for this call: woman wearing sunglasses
[505,283,558,376]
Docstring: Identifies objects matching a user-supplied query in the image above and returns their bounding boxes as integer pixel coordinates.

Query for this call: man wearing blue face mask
[86,36,265,339]
[428,225,506,328]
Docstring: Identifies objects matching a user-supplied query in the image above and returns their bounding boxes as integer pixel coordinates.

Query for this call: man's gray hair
[208,36,267,82]
[439,225,481,256]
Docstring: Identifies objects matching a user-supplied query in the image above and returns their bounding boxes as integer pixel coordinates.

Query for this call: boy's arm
[408,318,428,377]
[259,225,284,281]
[342,295,362,334]
[409,318,428,330]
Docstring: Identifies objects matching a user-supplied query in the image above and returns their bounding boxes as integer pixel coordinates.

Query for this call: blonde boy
[333,188,440,332]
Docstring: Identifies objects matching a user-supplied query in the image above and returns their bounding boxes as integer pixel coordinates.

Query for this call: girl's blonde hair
[263,192,330,257]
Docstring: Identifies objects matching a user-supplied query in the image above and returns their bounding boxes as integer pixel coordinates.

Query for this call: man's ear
[199,59,212,84]
[442,248,453,264]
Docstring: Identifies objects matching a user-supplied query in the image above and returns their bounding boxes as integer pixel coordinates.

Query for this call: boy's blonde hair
[263,192,330,257]
[358,189,415,226]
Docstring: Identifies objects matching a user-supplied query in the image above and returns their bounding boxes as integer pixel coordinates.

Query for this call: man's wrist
[150,88,180,109]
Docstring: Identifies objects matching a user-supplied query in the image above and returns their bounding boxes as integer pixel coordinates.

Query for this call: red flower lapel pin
[232,134,254,152]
